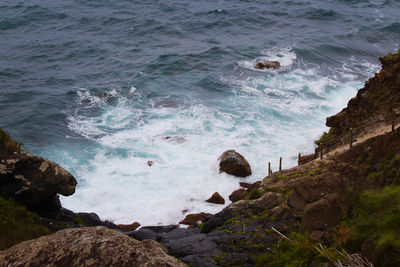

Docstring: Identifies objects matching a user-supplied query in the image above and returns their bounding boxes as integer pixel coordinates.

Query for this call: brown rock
[0,226,186,267]
[179,212,212,225]
[118,222,141,232]
[205,192,225,205]
[298,153,317,166]
[239,182,253,189]
[309,230,325,241]
[239,181,261,190]
[255,61,281,69]
[147,160,153,167]
[219,150,252,177]
[229,188,246,203]
[300,194,342,232]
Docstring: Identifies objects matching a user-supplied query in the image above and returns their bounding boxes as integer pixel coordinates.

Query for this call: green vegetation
[0,197,52,250]
[0,128,22,151]
[255,232,342,267]
[380,49,400,69]
[344,186,400,264]
[314,127,337,146]
[367,152,400,185]
[244,187,263,200]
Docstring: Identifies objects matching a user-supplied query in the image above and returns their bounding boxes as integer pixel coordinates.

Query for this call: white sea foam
[61,48,374,225]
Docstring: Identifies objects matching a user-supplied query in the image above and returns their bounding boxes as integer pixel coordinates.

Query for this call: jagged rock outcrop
[0,136,77,211]
[0,226,186,267]
[219,150,252,177]
[327,50,400,134]
[320,50,400,154]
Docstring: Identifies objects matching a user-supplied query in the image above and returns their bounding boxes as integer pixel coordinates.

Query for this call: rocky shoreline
[1,50,400,266]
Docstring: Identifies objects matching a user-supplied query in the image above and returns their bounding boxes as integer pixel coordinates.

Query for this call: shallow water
[0,0,399,225]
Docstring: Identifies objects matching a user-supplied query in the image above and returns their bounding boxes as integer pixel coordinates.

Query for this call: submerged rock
[163,136,186,143]
[0,226,186,267]
[219,150,252,177]
[206,192,225,205]
[255,60,281,69]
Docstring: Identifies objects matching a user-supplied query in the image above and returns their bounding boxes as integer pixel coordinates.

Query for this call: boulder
[0,149,77,211]
[255,61,281,69]
[179,212,212,226]
[0,226,186,267]
[229,188,246,202]
[219,150,252,177]
[300,194,342,232]
[206,192,225,204]
[118,222,141,232]
[76,212,103,226]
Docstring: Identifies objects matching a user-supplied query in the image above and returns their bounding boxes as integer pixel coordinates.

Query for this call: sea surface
[1,0,399,225]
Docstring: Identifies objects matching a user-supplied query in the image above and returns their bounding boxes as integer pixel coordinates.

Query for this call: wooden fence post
[279,157,282,172]
[320,143,323,159]
[268,162,271,176]
[350,127,353,149]
[298,153,301,166]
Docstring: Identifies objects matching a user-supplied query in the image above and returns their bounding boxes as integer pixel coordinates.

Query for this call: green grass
[344,186,400,264]
[367,152,400,185]
[314,127,337,146]
[0,128,22,151]
[0,197,52,250]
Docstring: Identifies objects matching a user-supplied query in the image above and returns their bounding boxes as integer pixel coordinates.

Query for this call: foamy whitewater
[1,0,398,225]
[55,48,375,225]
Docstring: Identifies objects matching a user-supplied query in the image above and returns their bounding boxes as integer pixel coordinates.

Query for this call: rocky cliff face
[327,50,400,135]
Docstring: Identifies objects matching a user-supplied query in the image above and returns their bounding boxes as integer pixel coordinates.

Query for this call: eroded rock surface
[0,226,186,267]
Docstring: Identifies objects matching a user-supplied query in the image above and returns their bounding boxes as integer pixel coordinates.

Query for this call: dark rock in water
[141,225,178,234]
[179,212,213,226]
[127,228,161,241]
[206,192,225,204]
[118,222,141,232]
[76,212,103,226]
[0,147,77,211]
[0,226,186,266]
[229,188,246,202]
[147,160,153,167]
[255,60,281,69]
[219,150,252,177]
[155,100,179,108]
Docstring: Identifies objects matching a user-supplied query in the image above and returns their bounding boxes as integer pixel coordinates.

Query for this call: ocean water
[0,0,399,225]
